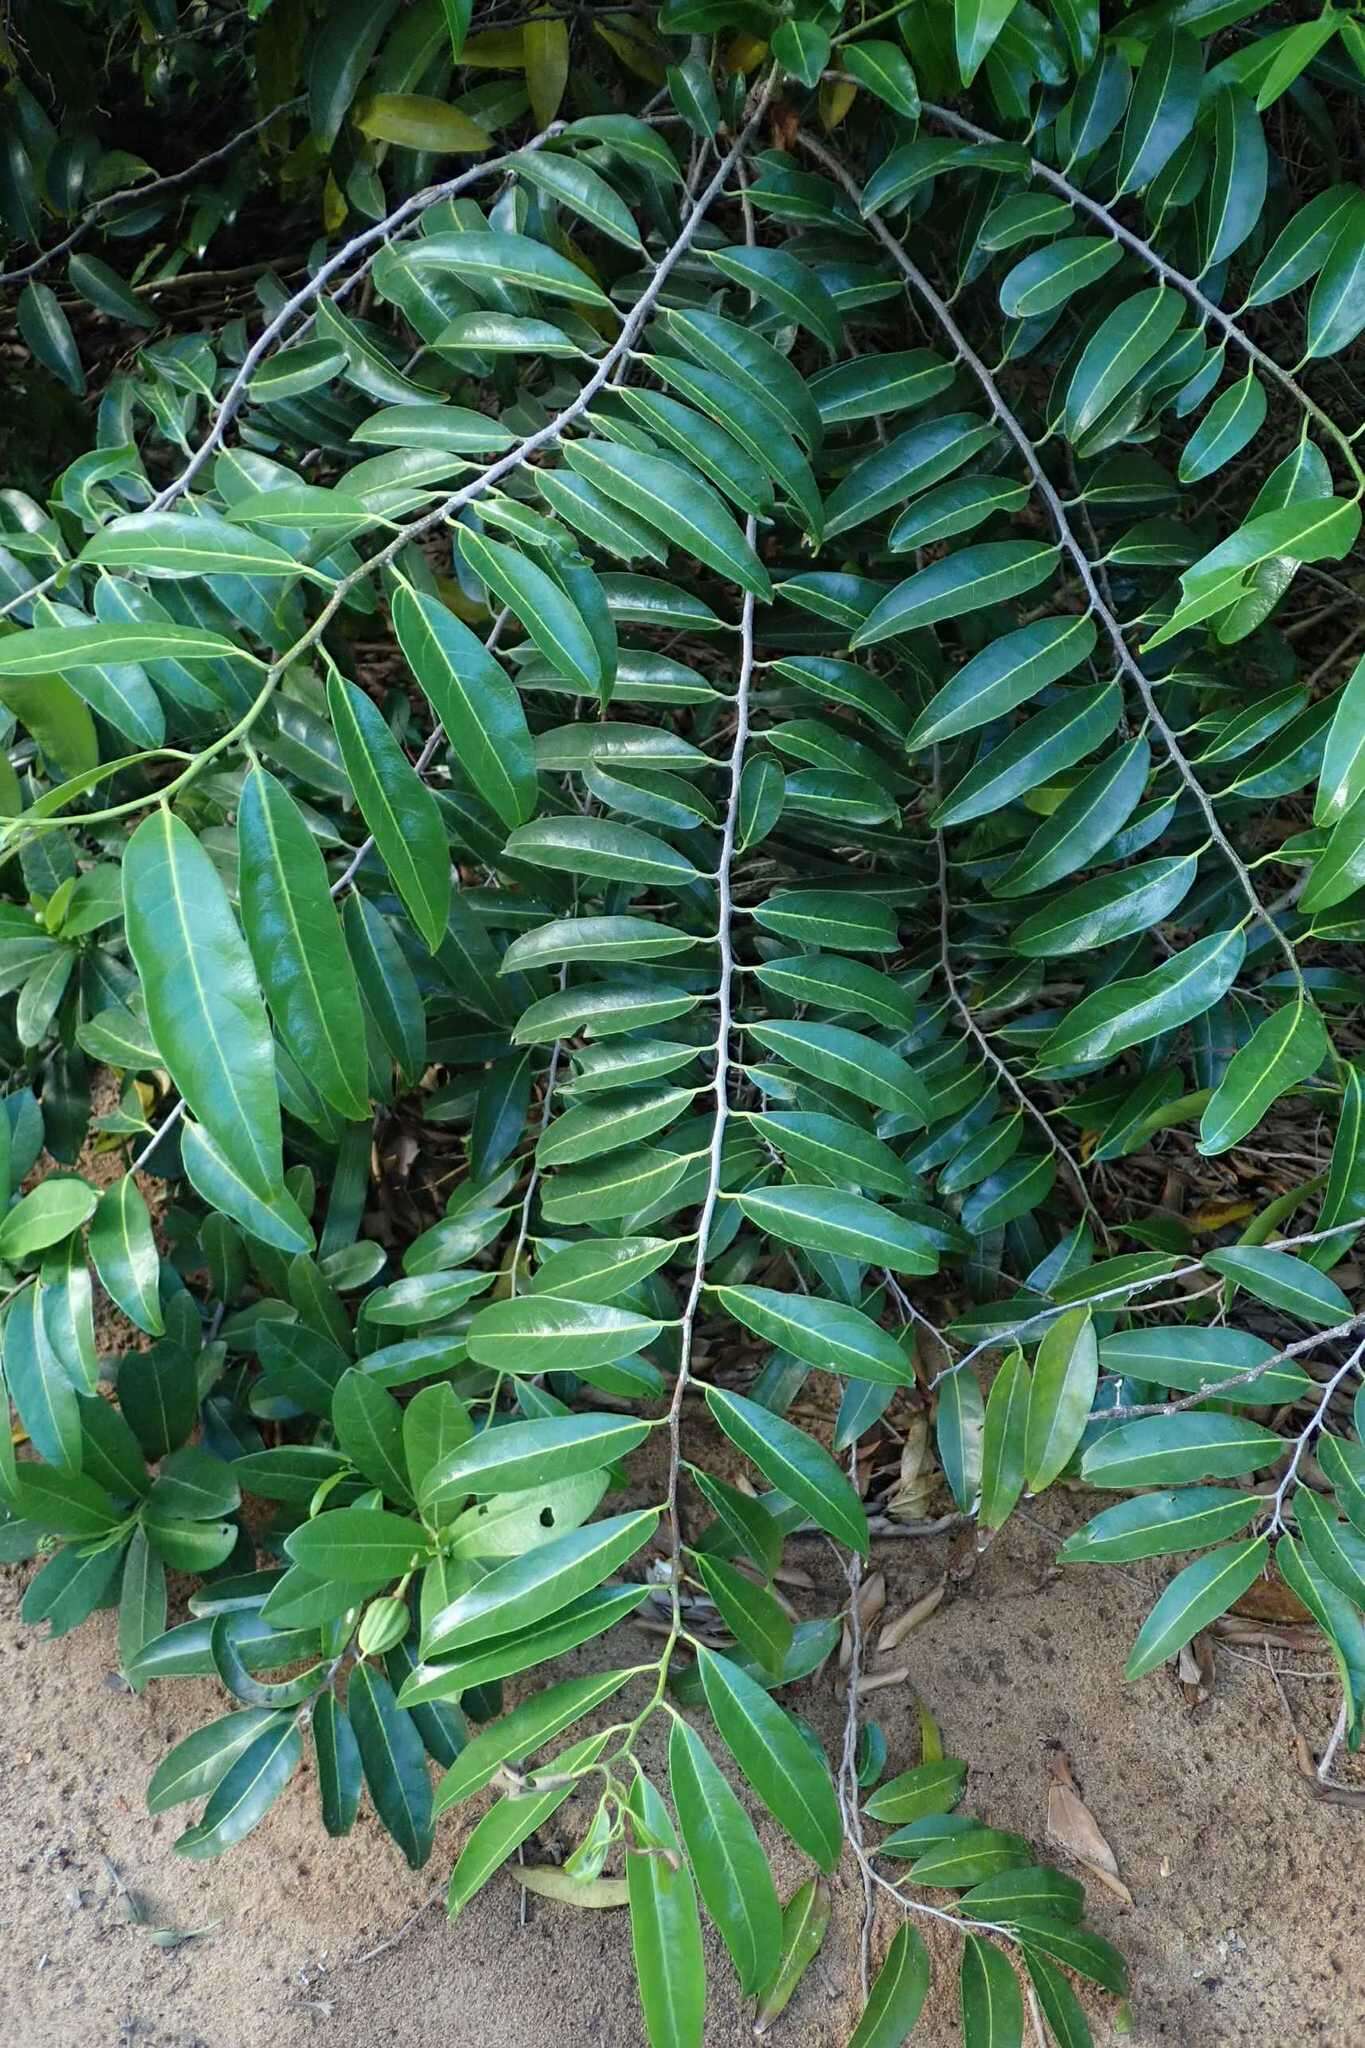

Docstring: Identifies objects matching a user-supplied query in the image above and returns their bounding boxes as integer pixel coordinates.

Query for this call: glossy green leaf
[698,1647,842,1871]
[1125,1538,1269,1679]
[124,808,282,1203]
[668,1716,781,1996]
[326,670,450,951]
[705,1386,869,1554]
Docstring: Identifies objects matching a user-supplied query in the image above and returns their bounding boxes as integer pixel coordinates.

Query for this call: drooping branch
[800,130,1307,997]
[917,99,1365,494]
[0,98,307,290]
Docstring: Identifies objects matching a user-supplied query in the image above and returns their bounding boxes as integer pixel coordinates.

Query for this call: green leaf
[864,1757,967,1824]
[1115,27,1202,197]
[824,414,997,538]
[0,1175,96,1261]
[333,1370,413,1505]
[998,237,1123,318]
[698,1647,842,1871]
[854,543,1061,647]
[1125,1538,1269,1679]
[753,1878,832,2034]
[979,1348,1030,1533]
[747,1020,928,1121]
[937,1364,985,1512]
[692,1551,792,1676]
[19,281,84,394]
[668,1716,782,1997]
[1098,1327,1308,1406]
[1305,195,1365,359]
[80,509,320,582]
[326,669,450,951]
[238,766,369,1120]
[446,1728,611,1915]
[507,147,641,248]
[181,1122,315,1256]
[406,229,611,308]
[626,1770,706,2048]
[1081,1414,1281,1488]
[1203,1245,1352,1326]
[848,1923,931,2048]
[772,17,831,85]
[308,0,399,144]
[1278,1535,1365,1739]
[1065,288,1184,440]
[564,441,770,600]
[68,254,151,327]
[456,525,603,696]
[1011,855,1197,958]
[148,1709,289,1814]
[0,622,244,674]
[1178,371,1266,485]
[840,42,921,119]
[908,617,1097,750]
[1198,999,1327,1155]
[348,1662,434,1868]
[435,1669,633,1813]
[505,815,698,889]
[705,1386,868,1556]
[421,1411,649,1499]
[175,1718,302,1858]
[708,244,843,354]
[1036,929,1246,1071]
[959,1933,1024,2046]
[1023,1952,1092,2048]
[390,588,527,831]
[1025,1308,1098,1493]
[1315,652,1365,825]
[1245,185,1361,308]
[313,1689,362,1836]
[423,1508,658,1653]
[1059,1488,1263,1565]
[956,0,1018,86]
[123,809,282,1203]
[284,1507,428,1584]
[733,1186,937,1278]
[934,684,1120,829]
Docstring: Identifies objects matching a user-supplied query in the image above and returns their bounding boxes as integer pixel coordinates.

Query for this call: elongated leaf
[669,1716,781,1996]
[238,767,368,1119]
[849,1923,931,2048]
[698,1647,842,1871]
[1125,1538,1269,1679]
[706,1386,869,1554]
[123,810,282,1202]
[327,670,450,951]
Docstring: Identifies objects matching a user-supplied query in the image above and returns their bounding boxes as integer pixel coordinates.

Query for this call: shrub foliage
[1,0,1365,2039]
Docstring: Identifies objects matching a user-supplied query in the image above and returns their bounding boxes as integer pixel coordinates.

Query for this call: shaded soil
[4,1502,1362,2048]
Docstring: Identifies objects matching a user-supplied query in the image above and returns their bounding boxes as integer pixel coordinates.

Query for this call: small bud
[356,1595,409,1658]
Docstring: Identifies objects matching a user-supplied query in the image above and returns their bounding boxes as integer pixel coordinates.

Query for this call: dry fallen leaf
[1046,1747,1133,1906]
[877,1576,945,1654]
[886,1414,937,1521]
[1177,1631,1216,1707]
[839,1570,886,1669]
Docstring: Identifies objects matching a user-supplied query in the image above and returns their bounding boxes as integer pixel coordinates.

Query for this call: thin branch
[1263,1335,1365,1535]
[916,99,1365,492]
[661,519,756,1611]
[801,131,1306,997]
[932,765,1108,1246]
[0,99,306,291]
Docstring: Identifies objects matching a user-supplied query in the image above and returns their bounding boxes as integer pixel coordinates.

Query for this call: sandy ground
[4,1501,1363,2048]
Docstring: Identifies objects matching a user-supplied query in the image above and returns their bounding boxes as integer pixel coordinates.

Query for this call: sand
[4,1497,1362,2048]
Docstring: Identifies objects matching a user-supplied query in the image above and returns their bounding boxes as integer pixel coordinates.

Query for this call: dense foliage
[2,0,1365,2039]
